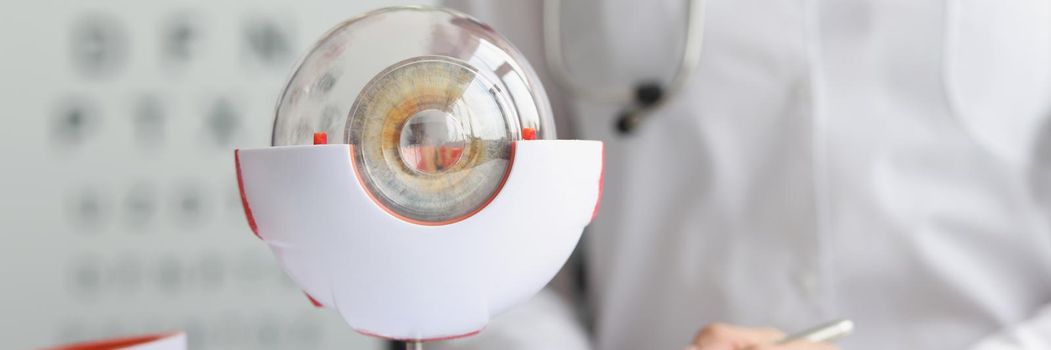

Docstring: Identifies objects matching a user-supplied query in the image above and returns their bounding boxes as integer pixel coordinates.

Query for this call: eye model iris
[348,56,516,224]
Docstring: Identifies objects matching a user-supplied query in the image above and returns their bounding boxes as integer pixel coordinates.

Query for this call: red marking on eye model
[592,144,605,221]
[354,327,484,342]
[522,127,537,140]
[303,291,324,308]
[234,150,261,239]
[313,132,328,145]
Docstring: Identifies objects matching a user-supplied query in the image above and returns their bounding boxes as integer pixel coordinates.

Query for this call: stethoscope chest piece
[616,82,665,134]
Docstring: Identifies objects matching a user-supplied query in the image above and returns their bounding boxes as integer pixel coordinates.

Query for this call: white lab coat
[438,0,1051,349]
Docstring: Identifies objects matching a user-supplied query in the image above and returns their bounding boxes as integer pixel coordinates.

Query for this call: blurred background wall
[0,0,431,348]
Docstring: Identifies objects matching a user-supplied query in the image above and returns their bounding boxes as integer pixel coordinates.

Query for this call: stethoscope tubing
[542,0,707,132]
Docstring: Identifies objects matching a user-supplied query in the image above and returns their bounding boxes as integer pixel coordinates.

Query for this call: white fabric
[441,0,1051,349]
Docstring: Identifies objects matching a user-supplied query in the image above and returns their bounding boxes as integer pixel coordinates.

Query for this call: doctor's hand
[686,323,840,350]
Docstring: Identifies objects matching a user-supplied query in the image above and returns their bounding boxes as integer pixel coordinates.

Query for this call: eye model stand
[406,341,423,350]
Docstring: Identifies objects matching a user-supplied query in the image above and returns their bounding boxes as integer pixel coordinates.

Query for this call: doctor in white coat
[436,0,1051,349]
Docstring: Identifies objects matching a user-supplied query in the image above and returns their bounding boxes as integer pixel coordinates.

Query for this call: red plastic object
[314,132,328,145]
[522,127,537,141]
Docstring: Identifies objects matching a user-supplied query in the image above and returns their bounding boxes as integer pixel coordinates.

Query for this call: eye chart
[0,0,427,349]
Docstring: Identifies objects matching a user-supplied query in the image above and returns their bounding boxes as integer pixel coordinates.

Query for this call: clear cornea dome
[271,6,555,224]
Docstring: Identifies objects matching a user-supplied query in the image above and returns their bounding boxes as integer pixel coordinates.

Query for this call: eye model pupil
[398,109,467,175]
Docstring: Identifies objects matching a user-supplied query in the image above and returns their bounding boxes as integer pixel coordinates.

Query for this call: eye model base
[235,140,603,341]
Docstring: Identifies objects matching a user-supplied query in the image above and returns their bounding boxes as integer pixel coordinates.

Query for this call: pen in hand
[776,319,853,345]
[684,319,853,350]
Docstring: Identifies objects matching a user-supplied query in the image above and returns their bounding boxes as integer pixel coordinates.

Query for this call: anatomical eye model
[235,6,603,345]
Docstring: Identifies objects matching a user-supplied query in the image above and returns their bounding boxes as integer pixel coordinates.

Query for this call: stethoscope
[543,0,707,134]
